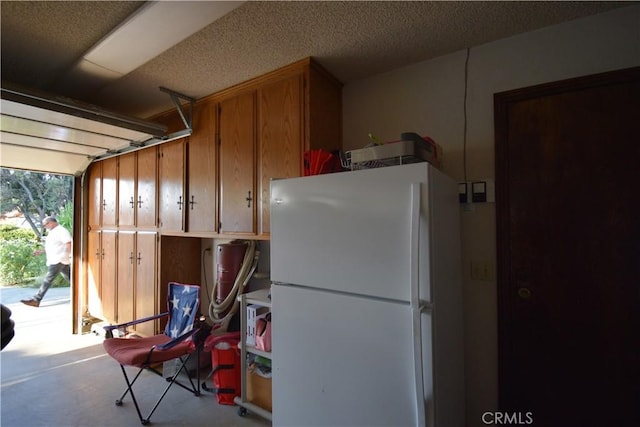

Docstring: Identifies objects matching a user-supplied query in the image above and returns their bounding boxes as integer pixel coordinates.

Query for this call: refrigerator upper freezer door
[270,164,433,302]
[272,284,434,427]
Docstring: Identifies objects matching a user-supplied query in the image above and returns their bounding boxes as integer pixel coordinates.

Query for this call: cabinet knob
[129,252,134,264]
[517,287,532,299]
[177,196,183,210]
[246,191,253,208]
[137,196,143,208]
[189,195,196,210]
[129,197,135,208]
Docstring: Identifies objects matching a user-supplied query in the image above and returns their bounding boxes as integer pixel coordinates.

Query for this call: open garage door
[0,83,169,176]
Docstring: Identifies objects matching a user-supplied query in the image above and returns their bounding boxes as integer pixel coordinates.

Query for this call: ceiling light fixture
[59,1,245,94]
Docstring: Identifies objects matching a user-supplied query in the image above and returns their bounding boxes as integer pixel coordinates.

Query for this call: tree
[0,168,73,239]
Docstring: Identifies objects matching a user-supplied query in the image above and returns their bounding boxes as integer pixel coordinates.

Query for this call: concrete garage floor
[0,287,271,427]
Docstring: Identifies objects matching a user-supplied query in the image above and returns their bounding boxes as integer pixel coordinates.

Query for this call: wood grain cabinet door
[159,139,186,232]
[118,153,136,227]
[187,101,217,232]
[100,230,117,323]
[258,74,303,235]
[116,231,135,323]
[87,162,102,229]
[136,147,157,228]
[135,232,157,336]
[87,230,102,318]
[219,91,256,234]
[101,157,118,227]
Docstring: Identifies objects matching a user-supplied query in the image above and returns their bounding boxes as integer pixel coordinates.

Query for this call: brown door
[87,162,101,229]
[101,157,118,227]
[135,232,157,336]
[86,230,102,317]
[136,146,157,228]
[258,74,303,236]
[100,230,118,323]
[159,139,186,232]
[219,91,256,234]
[495,67,640,426]
[118,152,136,227]
[187,101,217,232]
[116,231,135,324]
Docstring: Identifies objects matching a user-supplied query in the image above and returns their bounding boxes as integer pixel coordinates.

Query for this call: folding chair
[103,282,204,425]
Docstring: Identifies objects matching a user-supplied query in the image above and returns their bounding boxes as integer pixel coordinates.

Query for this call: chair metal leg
[113,350,202,425]
[117,365,149,425]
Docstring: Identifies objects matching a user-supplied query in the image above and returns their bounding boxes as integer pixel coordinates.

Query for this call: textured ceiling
[1,1,634,120]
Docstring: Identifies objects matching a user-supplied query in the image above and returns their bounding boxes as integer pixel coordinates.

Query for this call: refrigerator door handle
[410,182,427,427]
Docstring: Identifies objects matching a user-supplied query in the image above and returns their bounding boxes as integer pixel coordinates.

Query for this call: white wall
[342,5,640,426]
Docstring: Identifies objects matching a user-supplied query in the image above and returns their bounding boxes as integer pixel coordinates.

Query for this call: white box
[247,304,269,346]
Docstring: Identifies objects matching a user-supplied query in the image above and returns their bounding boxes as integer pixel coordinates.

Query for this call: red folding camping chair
[103,282,204,425]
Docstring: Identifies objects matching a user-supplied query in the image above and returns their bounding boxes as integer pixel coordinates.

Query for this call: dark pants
[34,263,70,302]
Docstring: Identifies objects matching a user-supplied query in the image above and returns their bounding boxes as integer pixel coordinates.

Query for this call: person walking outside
[21,216,72,307]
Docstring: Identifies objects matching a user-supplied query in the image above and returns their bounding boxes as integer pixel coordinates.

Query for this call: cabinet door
[118,153,136,227]
[135,232,157,336]
[101,157,118,227]
[117,231,135,323]
[87,163,102,229]
[87,230,102,317]
[219,91,256,234]
[101,230,117,323]
[188,101,217,232]
[258,74,303,235]
[137,147,157,228]
[159,139,186,232]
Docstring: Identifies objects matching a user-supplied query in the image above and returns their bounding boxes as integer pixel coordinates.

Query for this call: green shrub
[0,224,51,287]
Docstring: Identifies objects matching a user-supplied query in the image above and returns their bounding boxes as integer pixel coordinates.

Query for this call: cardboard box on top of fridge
[246,304,269,347]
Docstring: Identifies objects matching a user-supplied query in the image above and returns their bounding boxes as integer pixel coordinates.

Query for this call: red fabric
[103,334,194,368]
[205,332,241,405]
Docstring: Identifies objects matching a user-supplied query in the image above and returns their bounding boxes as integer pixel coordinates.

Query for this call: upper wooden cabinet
[219,91,257,235]
[158,138,186,232]
[136,147,158,228]
[187,101,217,233]
[150,57,342,238]
[117,149,158,228]
[88,162,102,230]
[101,157,118,227]
[257,73,303,235]
[118,153,136,227]
[156,100,217,233]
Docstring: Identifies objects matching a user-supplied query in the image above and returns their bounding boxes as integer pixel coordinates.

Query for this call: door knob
[517,287,532,299]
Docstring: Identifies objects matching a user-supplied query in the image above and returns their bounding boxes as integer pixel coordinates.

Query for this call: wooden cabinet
[88,162,102,230]
[134,231,158,336]
[116,230,135,323]
[157,100,217,233]
[219,91,256,234]
[87,230,101,317]
[84,57,341,331]
[101,157,118,227]
[187,101,217,232]
[136,147,158,228]
[118,148,158,228]
[118,153,136,227]
[257,74,303,235]
[87,230,117,322]
[159,139,186,232]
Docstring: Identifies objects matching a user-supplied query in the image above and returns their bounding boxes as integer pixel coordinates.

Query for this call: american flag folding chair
[103,282,204,425]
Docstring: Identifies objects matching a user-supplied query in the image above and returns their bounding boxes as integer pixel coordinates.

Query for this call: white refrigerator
[270,163,464,427]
